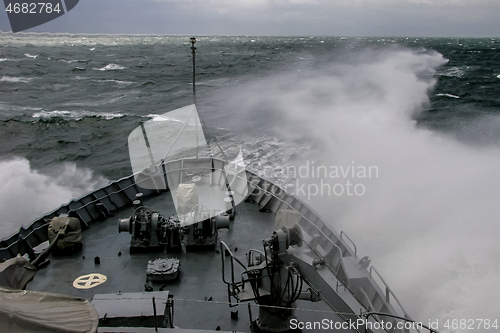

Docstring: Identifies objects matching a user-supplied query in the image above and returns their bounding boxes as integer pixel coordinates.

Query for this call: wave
[72,75,90,80]
[8,111,190,122]
[140,80,156,86]
[24,53,38,58]
[146,114,185,123]
[62,92,133,107]
[97,79,134,85]
[32,110,125,120]
[40,83,71,91]
[59,59,87,64]
[437,66,467,78]
[0,76,32,83]
[216,47,500,326]
[0,103,42,112]
[436,93,460,99]
[93,64,126,71]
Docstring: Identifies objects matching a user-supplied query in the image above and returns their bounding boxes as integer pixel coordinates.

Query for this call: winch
[118,205,231,253]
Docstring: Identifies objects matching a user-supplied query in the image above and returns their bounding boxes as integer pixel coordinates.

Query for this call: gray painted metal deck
[26,189,335,332]
[2,157,418,332]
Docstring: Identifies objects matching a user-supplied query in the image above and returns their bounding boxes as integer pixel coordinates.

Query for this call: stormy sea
[1,33,499,332]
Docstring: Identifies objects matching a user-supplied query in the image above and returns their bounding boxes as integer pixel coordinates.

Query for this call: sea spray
[216,47,500,331]
[0,157,109,237]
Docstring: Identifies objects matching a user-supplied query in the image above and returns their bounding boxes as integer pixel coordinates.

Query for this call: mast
[190,37,198,157]
[190,37,197,105]
[189,37,228,162]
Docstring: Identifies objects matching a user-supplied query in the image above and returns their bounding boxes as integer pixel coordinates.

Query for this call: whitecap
[436,93,460,99]
[24,53,38,58]
[147,114,184,123]
[438,66,466,78]
[93,64,125,71]
[0,76,32,83]
[32,110,125,120]
[98,79,134,85]
[32,110,78,119]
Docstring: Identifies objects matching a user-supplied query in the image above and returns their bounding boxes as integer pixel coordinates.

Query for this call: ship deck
[27,190,336,332]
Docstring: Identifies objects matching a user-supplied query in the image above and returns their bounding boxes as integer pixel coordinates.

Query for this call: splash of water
[0,157,108,238]
[221,47,500,331]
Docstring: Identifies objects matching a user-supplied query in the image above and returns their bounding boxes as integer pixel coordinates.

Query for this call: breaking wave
[0,76,32,83]
[93,63,126,71]
[32,110,125,120]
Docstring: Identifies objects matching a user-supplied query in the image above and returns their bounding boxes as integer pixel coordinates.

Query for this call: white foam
[32,110,125,120]
[0,158,108,238]
[0,76,32,83]
[436,93,460,98]
[438,66,466,78]
[98,79,134,85]
[146,114,185,123]
[24,53,37,58]
[93,64,126,71]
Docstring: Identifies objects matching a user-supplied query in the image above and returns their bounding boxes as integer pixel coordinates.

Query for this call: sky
[0,0,499,37]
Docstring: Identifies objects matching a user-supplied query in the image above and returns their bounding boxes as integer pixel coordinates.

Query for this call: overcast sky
[1,0,499,37]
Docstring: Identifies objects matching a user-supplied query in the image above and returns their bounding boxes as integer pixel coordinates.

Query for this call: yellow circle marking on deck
[73,273,107,289]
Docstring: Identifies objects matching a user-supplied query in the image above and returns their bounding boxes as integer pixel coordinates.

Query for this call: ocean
[1,33,500,332]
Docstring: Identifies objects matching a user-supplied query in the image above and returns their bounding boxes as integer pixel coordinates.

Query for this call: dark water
[1,35,499,178]
[1,33,500,329]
